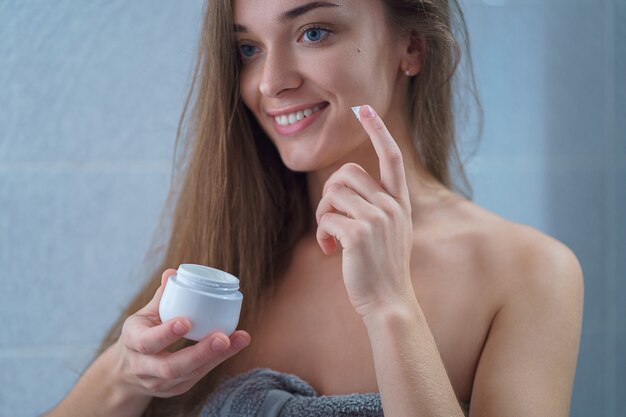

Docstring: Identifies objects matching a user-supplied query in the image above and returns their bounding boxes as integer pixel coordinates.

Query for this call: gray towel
[200,367,383,417]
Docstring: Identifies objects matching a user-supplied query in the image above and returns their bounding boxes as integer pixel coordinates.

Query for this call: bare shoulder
[457,197,584,299]
[416,190,584,298]
[448,196,584,416]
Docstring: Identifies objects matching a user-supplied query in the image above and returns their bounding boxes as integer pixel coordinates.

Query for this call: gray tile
[0,167,171,348]
[462,3,606,158]
[467,159,551,227]
[614,166,626,414]
[616,1,626,158]
[571,326,607,417]
[0,354,93,417]
[0,1,202,162]
[0,3,200,415]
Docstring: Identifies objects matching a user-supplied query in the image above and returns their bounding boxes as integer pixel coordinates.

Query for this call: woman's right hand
[112,268,251,398]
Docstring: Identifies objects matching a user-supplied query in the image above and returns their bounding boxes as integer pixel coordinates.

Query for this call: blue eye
[237,26,332,63]
[302,27,330,43]
[239,44,257,59]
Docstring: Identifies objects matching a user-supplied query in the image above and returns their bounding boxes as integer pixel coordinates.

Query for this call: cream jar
[159,264,243,341]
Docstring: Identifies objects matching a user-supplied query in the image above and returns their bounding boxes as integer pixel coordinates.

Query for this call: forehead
[232,0,383,30]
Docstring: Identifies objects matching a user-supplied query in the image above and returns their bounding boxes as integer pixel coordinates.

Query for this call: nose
[259,48,302,97]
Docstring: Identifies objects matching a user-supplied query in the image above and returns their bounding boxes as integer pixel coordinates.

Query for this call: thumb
[143,268,177,314]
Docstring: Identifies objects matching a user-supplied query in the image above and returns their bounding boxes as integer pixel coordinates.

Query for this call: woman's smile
[268,101,330,136]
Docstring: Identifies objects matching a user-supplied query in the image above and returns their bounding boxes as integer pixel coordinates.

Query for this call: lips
[269,102,329,137]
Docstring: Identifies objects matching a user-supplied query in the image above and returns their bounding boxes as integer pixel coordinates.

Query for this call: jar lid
[176,264,240,292]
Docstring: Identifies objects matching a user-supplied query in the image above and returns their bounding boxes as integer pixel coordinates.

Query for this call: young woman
[45,1,584,416]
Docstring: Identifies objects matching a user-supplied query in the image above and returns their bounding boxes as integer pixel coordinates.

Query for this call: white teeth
[274,104,324,126]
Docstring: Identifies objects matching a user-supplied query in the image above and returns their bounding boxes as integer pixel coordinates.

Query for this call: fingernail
[211,337,228,352]
[351,105,363,122]
[173,320,188,335]
[233,335,249,350]
[361,105,376,119]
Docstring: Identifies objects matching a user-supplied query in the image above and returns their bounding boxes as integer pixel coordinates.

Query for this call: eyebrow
[233,1,339,33]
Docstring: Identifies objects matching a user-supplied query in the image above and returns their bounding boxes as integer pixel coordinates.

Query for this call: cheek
[239,75,255,109]
[324,47,393,107]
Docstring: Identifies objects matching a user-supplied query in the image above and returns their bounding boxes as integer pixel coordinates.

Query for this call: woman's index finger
[351,105,409,200]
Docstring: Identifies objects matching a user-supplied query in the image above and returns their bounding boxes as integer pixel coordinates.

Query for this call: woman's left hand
[315,105,415,318]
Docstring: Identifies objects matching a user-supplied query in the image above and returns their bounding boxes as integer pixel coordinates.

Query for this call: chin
[273,144,324,173]
[280,158,319,173]
[274,131,351,173]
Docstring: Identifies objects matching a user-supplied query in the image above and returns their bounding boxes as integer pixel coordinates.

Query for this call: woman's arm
[362,297,467,417]
[467,236,584,416]
[315,105,470,415]
[44,343,152,417]
[362,234,584,417]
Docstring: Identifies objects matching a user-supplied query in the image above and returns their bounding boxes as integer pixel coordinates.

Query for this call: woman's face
[233,0,407,172]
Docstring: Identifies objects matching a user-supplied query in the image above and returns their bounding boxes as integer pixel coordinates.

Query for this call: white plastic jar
[158,264,243,341]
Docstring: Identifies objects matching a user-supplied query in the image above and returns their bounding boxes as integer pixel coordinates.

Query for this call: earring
[404,66,413,77]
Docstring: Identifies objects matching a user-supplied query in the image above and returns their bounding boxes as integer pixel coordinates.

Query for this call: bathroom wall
[462,1,624,416]
[0,1,204,414]
[0,1,623,416]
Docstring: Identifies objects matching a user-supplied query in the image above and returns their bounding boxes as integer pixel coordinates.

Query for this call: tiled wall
[461,1,624,416]
[0,1,204,415]
[0,1,622,416]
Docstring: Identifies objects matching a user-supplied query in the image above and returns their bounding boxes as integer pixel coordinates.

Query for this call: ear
[400,31,426,76]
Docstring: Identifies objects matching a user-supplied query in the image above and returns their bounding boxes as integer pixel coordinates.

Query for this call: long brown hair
[96,1,482,416]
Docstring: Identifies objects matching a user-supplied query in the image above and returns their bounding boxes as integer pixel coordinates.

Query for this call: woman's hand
[113,269,251,398]
[315,105,415,318]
